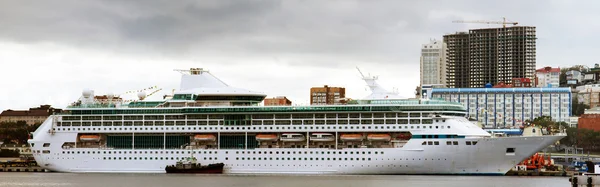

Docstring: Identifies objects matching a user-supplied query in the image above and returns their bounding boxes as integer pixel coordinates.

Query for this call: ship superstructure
[28,68,563,174]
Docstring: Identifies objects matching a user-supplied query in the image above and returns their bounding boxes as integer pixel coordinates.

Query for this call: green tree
[572,97,590,116]
[560,127,578,147]
[531,116,554,132]
[0,121,40,144]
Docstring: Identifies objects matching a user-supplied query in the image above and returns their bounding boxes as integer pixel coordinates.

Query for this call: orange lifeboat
[193,134,216,141]
[367,134,391,141]
[256,134,278,142]
[340,134,363,141]
[79,135,100,142]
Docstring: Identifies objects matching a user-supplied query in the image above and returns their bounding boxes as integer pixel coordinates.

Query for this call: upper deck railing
[62,98,466,115]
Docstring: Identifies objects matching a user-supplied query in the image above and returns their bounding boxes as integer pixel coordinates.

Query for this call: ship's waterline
[28,68,564,174]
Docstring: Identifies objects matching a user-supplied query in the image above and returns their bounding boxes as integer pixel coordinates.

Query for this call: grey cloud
[0,1,447,64]
[1,0,600,68]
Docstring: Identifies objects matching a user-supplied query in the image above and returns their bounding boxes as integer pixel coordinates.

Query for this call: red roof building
[578,114,600,132]
[492,78,533,88]
[535,67,561,73]
[94,95,123,104]
[535,67,560,88]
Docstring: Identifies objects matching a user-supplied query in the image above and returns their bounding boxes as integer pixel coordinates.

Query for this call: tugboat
[165,157,224,174]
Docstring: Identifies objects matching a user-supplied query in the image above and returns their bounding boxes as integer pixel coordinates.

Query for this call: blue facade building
[431,88,571,128]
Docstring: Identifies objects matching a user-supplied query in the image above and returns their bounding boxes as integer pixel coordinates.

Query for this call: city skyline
[1,0,599,111]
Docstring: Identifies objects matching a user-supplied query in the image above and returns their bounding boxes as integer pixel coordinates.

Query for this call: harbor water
[0,173,569,187]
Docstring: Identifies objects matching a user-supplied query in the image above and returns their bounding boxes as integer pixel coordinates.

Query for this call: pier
[0,157,44,172]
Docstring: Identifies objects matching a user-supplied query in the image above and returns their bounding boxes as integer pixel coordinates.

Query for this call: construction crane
[452,17,518,28]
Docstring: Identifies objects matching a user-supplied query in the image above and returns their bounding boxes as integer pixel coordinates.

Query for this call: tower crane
[452,17,518,28]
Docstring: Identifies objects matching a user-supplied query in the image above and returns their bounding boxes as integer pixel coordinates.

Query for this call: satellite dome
[137,92,147,100]
[82,89,93,98]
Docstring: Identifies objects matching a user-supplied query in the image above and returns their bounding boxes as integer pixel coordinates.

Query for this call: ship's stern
[27,116,57,171]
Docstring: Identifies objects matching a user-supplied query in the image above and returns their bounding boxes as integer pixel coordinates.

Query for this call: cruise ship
[28,68,564,174]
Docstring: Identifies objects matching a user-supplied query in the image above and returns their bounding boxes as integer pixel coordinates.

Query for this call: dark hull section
[165,163,224,174]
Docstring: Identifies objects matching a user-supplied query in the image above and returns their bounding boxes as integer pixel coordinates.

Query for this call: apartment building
[420,39,447,87]
[444,26,536,88]
[535,67,560,88]
[310,85,345,105]
[431,88,570,128]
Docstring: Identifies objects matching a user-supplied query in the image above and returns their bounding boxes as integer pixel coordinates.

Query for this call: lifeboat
[193,134,216,142]
[340,134,363,141]
[79,135,100,142]
[256,134,278,142]
[310,133,335,142]
[367,134,391,141]
[280,133,306,142]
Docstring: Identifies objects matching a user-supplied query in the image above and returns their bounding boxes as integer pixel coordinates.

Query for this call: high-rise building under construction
[444,26,536,88]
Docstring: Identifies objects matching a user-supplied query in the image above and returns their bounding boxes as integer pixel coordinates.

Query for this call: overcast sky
[0,0,599,111]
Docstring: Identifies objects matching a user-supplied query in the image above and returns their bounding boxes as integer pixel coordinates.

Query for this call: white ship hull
[29,118,563,175]
[27,68,566,175]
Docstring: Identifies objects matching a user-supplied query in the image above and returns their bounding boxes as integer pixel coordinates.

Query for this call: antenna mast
[356,67,365,78]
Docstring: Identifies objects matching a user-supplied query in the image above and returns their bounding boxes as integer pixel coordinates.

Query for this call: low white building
[431,87,571,128]
[576,87,600,108]
[566,70,583,85]
[568,117,579,128]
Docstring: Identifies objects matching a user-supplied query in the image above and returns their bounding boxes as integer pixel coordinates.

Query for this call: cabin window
[506,148,515,154]
[43,143,50,147]
[466,141,472,145]
[409,119,420,124]
[373,113,384,118]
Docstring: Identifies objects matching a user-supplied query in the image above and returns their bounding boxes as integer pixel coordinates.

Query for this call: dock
[505,170,567,176]
[0,157,44,172]
[0,167,44,172]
